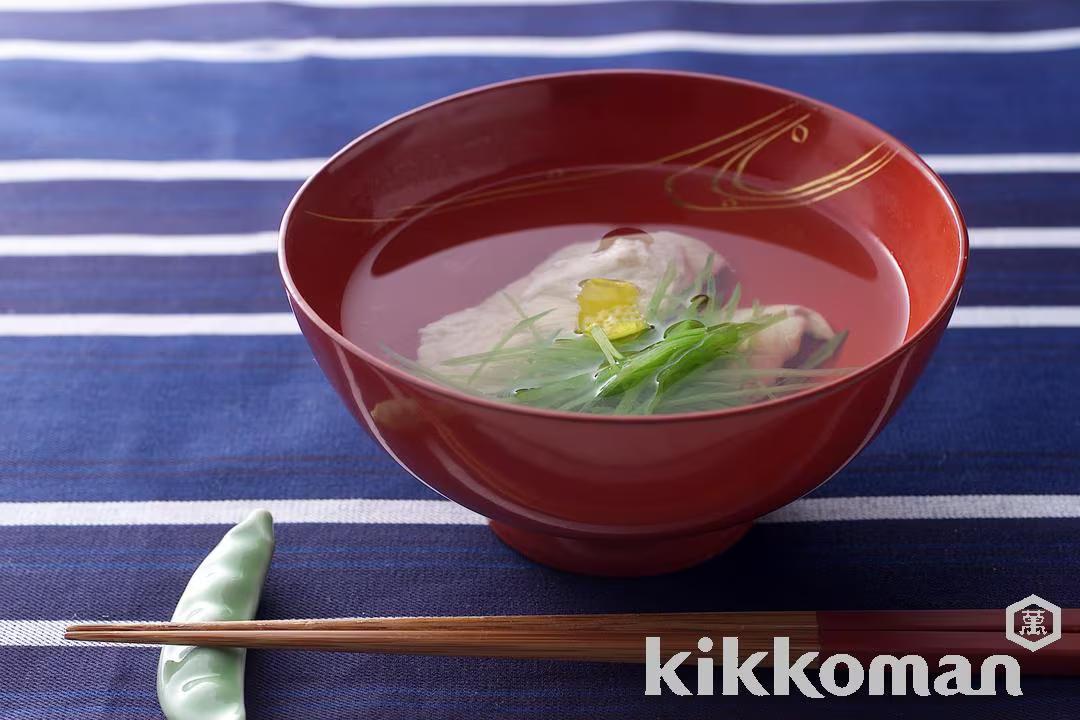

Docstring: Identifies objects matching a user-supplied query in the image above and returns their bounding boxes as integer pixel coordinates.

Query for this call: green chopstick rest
[156,509,275,720]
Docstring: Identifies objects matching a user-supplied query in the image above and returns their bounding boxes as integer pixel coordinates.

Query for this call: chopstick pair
[66,610,1080,674]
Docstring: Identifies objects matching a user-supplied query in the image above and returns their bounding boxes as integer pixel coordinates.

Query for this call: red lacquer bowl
[279,71,967,576]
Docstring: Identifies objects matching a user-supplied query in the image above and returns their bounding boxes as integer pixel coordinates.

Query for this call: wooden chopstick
[66,609,1080,635]
[67,611,818,635]
[66,612,819,663]
[65,611,1080,672]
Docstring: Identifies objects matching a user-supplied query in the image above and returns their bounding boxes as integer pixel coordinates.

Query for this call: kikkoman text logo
[645,595,1061,698]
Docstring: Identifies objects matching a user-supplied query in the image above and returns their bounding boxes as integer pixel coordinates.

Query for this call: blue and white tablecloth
[1,1,1079,717]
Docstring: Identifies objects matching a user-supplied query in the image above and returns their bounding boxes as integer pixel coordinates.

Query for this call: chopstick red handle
[819,609,1080,634]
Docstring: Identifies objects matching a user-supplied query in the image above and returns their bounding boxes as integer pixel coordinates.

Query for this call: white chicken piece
[733,305,835,369]
[415,229,837,394]
[417,230,718,370]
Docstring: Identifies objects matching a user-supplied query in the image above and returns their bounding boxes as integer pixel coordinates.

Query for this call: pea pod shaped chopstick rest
[157,510,274,720]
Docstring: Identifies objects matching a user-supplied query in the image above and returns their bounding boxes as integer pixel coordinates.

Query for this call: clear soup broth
[342,164,909,415]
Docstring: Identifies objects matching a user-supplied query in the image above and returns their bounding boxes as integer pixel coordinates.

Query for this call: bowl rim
[279,68,969,425]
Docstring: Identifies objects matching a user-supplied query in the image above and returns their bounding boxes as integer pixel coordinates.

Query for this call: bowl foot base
[489,521,752,577]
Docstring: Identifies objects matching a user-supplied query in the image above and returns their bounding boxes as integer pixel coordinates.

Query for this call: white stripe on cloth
[926,153,1080,174]
[1,153,1078,184]
[968,228,1080,249]
[0,227,1074,256]
[761,495,1080,522]
[0,158,320,182]
[950,307,1080,328]
[0,232,280,256]
[0,498,487,526]
[0,29,1079,62]
[0,620,138,648]
[4,494,1080,528]
[0,307,1076,336]
[0,0,1024,12]
[0,313,302,336]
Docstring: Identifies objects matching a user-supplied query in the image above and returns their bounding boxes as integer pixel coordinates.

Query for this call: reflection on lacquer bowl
[279,71,968,576]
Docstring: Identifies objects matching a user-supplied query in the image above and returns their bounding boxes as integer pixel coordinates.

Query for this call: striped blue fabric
[0,1,1078,717]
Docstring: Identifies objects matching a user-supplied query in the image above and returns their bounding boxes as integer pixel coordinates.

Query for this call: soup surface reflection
[341,165,909,415]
